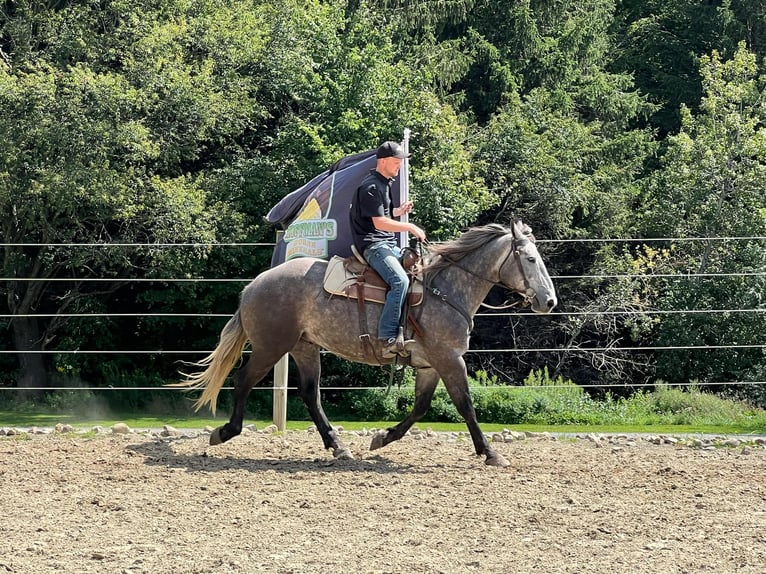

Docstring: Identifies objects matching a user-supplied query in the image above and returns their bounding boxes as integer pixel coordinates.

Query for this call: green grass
[0,411,761,436]
[2,377,765,436]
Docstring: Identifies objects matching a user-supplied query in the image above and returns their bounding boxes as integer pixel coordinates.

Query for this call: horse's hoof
[485,453,511,468]
[209,427,224,446]
[333,446,354,460]
[369,431,387,451]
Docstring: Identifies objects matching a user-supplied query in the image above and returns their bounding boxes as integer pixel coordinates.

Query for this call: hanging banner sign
[265,149,405,266]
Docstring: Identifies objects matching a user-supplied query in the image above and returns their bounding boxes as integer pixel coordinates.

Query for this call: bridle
[422,235,537,328]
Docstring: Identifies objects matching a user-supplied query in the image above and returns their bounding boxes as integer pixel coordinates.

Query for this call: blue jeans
[363,242,409,340]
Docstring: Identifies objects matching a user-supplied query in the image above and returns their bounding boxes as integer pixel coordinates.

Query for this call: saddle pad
[323,255,423,306]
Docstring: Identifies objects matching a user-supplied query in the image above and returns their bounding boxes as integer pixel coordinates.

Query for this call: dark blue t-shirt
[350,170,396,253]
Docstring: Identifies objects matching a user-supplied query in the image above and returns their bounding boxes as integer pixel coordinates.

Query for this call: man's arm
[372,216,426,242]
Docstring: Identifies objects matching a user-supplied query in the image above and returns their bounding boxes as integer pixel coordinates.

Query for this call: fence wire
[2,237,765,393]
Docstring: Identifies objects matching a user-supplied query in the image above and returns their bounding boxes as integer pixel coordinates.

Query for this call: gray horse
[178,221,557,467]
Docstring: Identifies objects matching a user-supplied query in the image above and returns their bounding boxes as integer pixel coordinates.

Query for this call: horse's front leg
[439,355,510,468]
[370,367,439,451]
[291,341,353,460]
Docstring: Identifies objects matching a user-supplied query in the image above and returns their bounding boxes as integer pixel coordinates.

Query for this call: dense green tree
[638,43,766,401]
[470,86,657,387]
[0,59,226,389]
[0,0,268,389]
[610,0,766,135]
[1,0,764,408]
[0,0,496,392]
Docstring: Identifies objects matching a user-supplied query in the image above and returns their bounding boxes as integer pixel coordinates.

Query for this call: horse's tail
[173,311,248,415]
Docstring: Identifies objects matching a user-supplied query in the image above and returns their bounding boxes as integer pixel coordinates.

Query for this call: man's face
[377,156,403,178]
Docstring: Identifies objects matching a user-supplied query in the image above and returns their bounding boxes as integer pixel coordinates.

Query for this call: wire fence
[2,237,765,392]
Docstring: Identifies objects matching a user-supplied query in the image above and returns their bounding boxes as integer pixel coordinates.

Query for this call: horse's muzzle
[531,291,557,313]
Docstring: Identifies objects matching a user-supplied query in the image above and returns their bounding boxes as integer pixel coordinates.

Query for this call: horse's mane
[421,224,512,276]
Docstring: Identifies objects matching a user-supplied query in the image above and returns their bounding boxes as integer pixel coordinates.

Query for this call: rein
[422,235,534,328]
[480,298,526,310]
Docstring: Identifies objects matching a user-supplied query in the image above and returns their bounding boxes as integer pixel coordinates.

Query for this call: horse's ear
[513,219,535,241]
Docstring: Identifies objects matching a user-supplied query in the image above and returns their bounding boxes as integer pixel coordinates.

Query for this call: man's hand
[392,201,414,218]
[409,223,426,242]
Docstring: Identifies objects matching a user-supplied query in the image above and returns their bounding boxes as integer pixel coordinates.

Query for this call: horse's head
[501,220,557,313]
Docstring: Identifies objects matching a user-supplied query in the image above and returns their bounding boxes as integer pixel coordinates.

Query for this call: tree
[0,60,225,389]
[639,43,766,403]
[610,0,750,135]
[0,0,264,390]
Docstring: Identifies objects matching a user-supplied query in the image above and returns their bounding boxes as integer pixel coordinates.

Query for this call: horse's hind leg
[210,354,276,446]
[370,368,439,451]
[291,340,353,460]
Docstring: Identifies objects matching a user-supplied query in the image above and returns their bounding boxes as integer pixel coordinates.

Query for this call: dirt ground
[0,428,764,574]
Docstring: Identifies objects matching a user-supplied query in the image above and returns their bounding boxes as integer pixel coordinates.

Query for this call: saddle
[323,252,423,307]
[323,248,424,360]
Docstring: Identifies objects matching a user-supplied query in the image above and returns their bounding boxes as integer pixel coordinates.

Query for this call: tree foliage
[0,1,765,408]
[637,43,766,402]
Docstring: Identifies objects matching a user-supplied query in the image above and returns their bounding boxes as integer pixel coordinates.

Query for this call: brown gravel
[0,429,764,574]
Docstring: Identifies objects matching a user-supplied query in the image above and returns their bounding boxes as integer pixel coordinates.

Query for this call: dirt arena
[0,428,764,574]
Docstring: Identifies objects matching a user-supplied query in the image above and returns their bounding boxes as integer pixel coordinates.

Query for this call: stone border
[2,423,765,452]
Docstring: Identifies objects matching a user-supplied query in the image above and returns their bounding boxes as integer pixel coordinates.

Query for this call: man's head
[375,140,409,178]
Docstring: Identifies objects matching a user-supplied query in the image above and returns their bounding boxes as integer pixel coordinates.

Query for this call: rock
[203,426,214,434]
[55,423,75,433]
[160,425,179,437]
[111,423,130,434]
[492,433,504,443]
[722,438,740,448]
[261,424,278,434]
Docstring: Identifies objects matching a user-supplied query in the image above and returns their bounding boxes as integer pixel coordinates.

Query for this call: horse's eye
[527,257,536,263]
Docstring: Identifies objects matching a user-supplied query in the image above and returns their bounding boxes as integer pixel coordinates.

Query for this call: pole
[272,228,288,431]
[273,354,288,431]
[399,128,411,248]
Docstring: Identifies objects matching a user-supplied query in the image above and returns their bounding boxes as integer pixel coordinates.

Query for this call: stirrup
[381,336,415,358]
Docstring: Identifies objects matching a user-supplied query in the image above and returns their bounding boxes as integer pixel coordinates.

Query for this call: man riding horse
[175,137,557,467]
[349,141,426,358]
